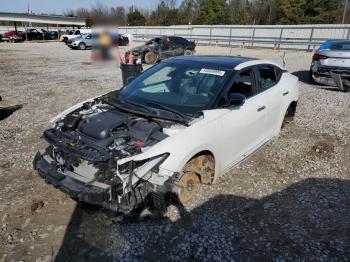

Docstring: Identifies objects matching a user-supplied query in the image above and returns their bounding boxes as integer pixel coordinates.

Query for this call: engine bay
[45,101,169,162]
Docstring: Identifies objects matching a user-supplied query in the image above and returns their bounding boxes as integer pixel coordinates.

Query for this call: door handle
[257,105,266,112]
[283,91,289,96]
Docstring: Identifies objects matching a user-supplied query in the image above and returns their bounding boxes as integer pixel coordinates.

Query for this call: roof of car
[164,55,256,69]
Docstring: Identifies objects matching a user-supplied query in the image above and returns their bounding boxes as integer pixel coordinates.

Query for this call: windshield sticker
[199,68,225,76]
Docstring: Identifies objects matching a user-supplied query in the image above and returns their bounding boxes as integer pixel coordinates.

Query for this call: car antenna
[281,51,286,69]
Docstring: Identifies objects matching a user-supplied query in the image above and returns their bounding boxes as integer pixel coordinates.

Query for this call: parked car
[60,29,92,43]
[33,56,298,213]
[26,28,45,40]
[112,33,129,46]
[126,36,196,64]
[66,35,80,46]
[3,31,25,42]
[0,34,2,42]
[41,29,58,40]
[310,40,350,91]
[68,33,99,50]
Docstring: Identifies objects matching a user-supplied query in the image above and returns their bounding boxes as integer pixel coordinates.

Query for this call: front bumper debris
[33,150,179,212]
[33,151,112,208]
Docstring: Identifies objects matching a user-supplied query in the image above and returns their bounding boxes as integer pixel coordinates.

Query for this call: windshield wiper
[145,102,186,119]
[102,96,188,125]
[122,99,156,114]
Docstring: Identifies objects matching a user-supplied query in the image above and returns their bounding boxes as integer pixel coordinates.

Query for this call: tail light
[312,53,328,61]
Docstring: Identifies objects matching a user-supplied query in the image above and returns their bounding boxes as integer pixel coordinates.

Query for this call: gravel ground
[0,42,349,262]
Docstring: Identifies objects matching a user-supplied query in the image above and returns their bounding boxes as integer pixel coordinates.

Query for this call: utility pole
[343,0,348,24]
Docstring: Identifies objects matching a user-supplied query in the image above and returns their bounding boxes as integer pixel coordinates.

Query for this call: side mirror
[228,93,246,107]
[127,76,135,83]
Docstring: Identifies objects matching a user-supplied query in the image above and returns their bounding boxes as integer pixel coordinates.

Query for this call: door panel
[256,87,281,138]
[219,95,268,169]
[257,66,287,136]
[159,38,173,58]
[218,67,269,169]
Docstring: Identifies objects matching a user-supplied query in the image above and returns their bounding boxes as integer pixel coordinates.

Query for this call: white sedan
[33,56,299,212]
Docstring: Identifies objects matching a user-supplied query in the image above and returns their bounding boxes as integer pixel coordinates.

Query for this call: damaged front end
[33,97,180,212]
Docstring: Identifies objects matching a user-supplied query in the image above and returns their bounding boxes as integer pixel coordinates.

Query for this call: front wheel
[184,49,193,56]
[144,51,158,64]
[175,172,200,204]
[79,43,86,50]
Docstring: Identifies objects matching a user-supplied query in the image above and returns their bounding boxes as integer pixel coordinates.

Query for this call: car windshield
[118,62,230,115]
[329,41,350,51]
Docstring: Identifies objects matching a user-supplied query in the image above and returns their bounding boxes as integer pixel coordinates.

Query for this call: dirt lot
[0,42,349,262]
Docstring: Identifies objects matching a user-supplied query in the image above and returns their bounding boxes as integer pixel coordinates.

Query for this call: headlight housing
[118,153,170,177]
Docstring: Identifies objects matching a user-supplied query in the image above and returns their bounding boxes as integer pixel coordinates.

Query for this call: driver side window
[217,69,256,107]
[229,69,256,98]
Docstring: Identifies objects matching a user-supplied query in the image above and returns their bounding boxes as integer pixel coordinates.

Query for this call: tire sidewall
[79,43,86,50]
[145,52,158,64]
[184,49,193,56]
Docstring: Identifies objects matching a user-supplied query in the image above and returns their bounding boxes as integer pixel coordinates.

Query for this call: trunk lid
[319,50,350,68]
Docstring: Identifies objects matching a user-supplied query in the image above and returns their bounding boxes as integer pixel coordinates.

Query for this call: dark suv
[26,29,44,40]
[126,36,196,64]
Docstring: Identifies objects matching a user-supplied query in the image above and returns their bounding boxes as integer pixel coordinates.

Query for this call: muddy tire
[184,49,193,56]
[176,172,200,204]
[144,51,158,64]
[79,43,86,50]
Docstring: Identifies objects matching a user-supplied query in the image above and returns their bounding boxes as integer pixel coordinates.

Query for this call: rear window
[329,41,350,51]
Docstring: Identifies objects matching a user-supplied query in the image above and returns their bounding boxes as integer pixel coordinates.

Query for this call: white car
[33,56,299,212]
[60,29,92,43]
[310,40,350,91]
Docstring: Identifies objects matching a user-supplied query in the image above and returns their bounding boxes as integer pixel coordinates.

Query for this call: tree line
[64,0,349,26]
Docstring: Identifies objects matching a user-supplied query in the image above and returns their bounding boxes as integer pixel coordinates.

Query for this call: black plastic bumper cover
[33,152,110,206]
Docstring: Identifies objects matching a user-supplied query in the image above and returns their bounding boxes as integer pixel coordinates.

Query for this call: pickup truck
[60,29,92,43]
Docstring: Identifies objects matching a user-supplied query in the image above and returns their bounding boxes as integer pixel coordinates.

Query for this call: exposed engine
[34,100,172,212]
[45,102,168,163]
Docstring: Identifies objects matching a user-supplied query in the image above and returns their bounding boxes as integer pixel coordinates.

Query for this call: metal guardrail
[119,25,350,51]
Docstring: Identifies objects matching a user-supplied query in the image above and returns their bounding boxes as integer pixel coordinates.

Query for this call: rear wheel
[184,49,193,56]
[144,51,158,64]
[79,43,86,50]
[176,172,200,204]
[282,103,296,127]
